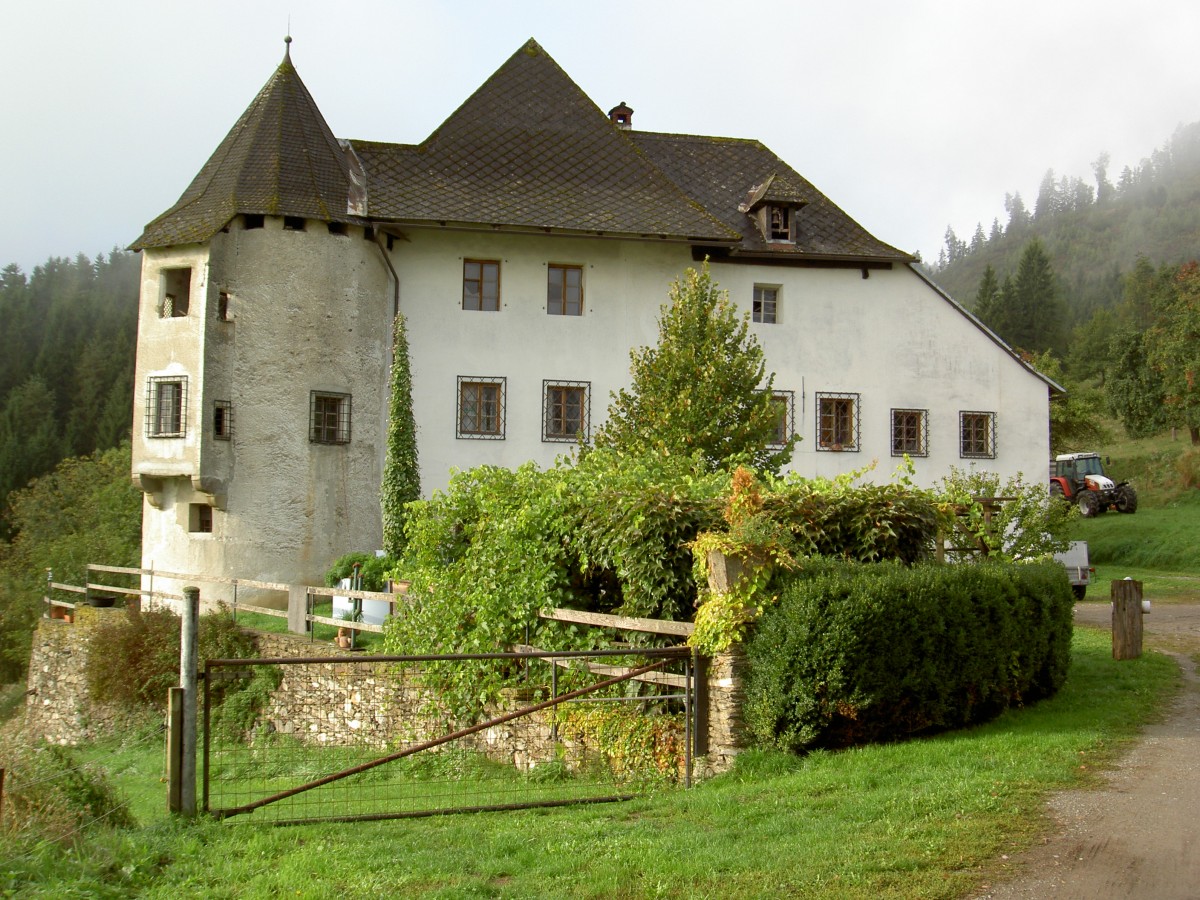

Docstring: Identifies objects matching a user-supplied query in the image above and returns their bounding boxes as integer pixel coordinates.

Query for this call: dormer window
[768,205,791,242]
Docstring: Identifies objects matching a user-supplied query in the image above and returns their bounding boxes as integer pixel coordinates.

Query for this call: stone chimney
[608,101,634,130]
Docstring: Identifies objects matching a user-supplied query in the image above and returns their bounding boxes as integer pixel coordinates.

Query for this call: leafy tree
[0,444,141,682]
[1105,329,1170,437]
[594,264,794,474]
[1030,350,1109,453]
[1145,262,1200,444]
[380,313,420,556]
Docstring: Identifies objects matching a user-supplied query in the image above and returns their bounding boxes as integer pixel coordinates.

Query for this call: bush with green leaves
[936,466,1074,561]
[85,605,260,713]
[0,738,133,844]
[743,559,1074,753]
[324,552,394,592]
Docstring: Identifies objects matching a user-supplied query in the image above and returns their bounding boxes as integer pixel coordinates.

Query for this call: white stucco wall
[132,221,1051,594]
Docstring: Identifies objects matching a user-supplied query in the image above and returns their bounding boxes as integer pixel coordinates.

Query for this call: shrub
[85,605,259,712]
[0,737,133,844]
[743,559,1073,753]
[324,552,393,592]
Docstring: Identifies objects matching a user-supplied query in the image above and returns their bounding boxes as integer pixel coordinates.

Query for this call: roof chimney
[608,101,633,130]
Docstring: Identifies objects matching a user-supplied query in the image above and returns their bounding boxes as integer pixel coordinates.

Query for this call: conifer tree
[594,264,794,473]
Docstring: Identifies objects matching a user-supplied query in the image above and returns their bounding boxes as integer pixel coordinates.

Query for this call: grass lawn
[1,628,1179,899]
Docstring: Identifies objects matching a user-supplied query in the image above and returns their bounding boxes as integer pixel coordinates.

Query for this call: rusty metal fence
[203,647,694,825]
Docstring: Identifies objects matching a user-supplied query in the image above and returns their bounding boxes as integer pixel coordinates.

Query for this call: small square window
[768,390,794,448]
[463,260,501,311]
[243,213,265,230]
[960,411,996,459]
[310,392,351,445]
[159,268,191,318]
[145,376,187,438]
[283,216,306,232]
[214,401,233,441]
[891,408,928,457]
[189,504,213,534]
[547,264,583,316]
[543,381,590,443]
[817,392,859,452]
[457,377,506,439]
[753,285,779,324]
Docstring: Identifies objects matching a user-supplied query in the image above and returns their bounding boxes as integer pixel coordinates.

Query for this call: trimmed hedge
[743,559,1073,753]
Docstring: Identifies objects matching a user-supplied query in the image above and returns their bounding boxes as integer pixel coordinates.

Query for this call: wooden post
[1111,579,1144,660]
[179,586,199,815]
[166,687,184,813]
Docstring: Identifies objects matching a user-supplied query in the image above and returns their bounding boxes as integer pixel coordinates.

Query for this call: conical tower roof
[133,42,355,249]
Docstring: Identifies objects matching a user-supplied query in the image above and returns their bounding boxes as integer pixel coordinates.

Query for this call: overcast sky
[3,0,1198,277]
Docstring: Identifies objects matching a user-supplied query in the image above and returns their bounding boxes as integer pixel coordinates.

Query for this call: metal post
[45,568,52,618]
[179,585,199,815]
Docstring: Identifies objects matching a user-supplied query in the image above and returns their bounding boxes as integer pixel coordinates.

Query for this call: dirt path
[972,603,1200,899]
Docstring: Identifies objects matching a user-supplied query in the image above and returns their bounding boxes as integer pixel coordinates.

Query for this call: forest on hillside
[925,120,1200,448]
[0,252,139,532]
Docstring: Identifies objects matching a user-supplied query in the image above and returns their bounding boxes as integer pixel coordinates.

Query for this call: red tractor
[1049,452,1138,518]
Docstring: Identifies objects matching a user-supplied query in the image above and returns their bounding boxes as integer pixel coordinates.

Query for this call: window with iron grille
[310,392,351,445]
[891,408,928,457]
[547,264,583,316]
[145,376,187,438]
[816,392,859,451]
[463,260,501,311]
[768,390,794,448]
[960,411,996,459]
[214,400,233,441]
[753,285,779,324]
[457,376,506,439]
[542,381,590,443]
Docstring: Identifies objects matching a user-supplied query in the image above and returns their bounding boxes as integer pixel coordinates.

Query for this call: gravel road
[972,601,1200,899]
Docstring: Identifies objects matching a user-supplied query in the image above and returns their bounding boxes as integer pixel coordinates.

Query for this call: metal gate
[203,647,695,824]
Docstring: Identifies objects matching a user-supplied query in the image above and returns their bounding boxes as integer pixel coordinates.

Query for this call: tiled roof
[631,132,911,261]
[132,47,356,250]
[133,39,911,263]
[350,40,738,241]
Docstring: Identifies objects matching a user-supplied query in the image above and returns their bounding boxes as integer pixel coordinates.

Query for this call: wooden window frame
[890,408,929,457]
[768,390,794,448]
[457,376,506,440]
[816,392,860,452]
[547,264,584,316]
[542,381,590,443]
[960,411,997,459]
[145,376,187,438]
[463,259,501,312]
[310,392,351,445]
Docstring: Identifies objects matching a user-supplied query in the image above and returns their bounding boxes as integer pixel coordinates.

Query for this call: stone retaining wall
[26,621,745,775]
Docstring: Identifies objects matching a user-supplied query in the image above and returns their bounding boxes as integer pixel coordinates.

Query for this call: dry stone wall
[26,622,746,776]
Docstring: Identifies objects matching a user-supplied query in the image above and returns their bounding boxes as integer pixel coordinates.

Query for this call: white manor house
[130,38,1058,594]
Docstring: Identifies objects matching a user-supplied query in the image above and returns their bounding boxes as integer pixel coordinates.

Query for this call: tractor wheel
[1116,485,1139,514]
[1049,481,1066,502]
[1077,489,1100,518]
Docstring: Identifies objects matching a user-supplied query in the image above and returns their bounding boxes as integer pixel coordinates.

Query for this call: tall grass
[0,629,1179,899]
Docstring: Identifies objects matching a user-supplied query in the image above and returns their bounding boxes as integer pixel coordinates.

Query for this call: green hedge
[743,559,1073,753]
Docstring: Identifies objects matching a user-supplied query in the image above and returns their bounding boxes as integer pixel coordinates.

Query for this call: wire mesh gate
[203,647,695,825]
